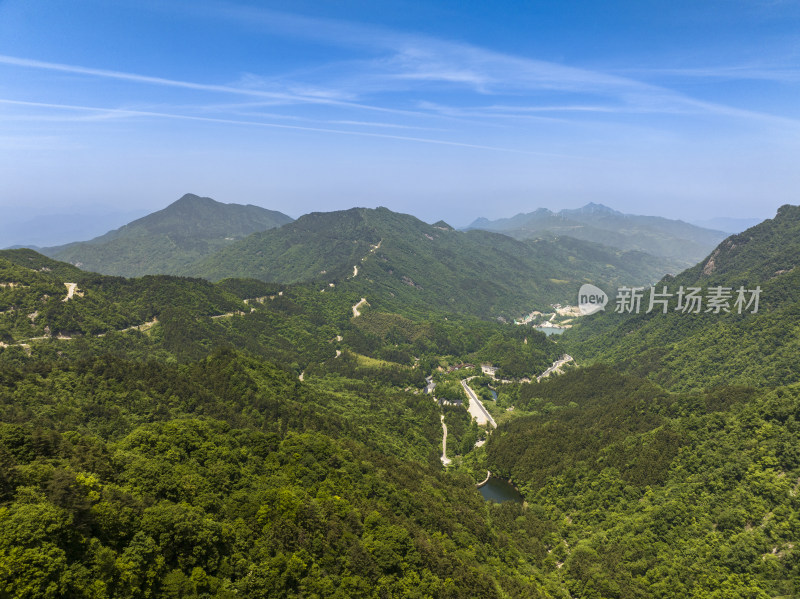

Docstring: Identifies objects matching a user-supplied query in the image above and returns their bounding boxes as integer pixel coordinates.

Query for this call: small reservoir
[478,477,524,503]
[537,326,566,336]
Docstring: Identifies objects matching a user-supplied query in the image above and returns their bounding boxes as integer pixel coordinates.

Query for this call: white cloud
[0,98,537,154]
[167,4,800,128]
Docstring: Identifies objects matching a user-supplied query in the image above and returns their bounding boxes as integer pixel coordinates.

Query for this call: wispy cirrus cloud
[622,65,800,83]
[3,2,799,154]
[0,98,541,154]
[192,2,654,95]
[0,54,435,120]
[179,3,800,131]
[328,120,448,132]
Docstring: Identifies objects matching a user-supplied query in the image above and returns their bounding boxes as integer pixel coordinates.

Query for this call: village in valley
[514,303,583,331]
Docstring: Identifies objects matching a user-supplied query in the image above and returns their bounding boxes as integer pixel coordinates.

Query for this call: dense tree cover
[433,379,467,404]
[0,250,87,280]
[471,328,554,380]
[0,421,567,598]
[442,407,480,458]
[0,350,445,465]
[486,366,678,491]
[349,311,559,381]
[0,253,244,340]
[1,251,562,380]
[5,206,800,599]
[485,366,800,597]
[0,263,345,370]
[567,269,800,392]
[307,350,426,390]
[6,347,797,598]
[0,347,574,598]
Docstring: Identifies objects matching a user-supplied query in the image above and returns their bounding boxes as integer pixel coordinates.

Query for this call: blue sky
[1,0,799,230]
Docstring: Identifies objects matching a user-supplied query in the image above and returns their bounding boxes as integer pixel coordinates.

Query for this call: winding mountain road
[352,298,368,317]
[62,283,78,302]
[537,354,574,382]
[440,414,452,466]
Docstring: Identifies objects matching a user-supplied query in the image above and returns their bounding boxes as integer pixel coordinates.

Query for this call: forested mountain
[40,194,293,278]
[466,202,727,266]
[3,206,800,597]
[0,246,578,597]
[185,206,674,319]
[0,247,559,375]
[484,366,800,597]
[565,203,800,391]
[478,207,800,596]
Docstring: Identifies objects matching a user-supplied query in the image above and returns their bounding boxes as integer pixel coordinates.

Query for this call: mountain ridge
[184,205,679,319]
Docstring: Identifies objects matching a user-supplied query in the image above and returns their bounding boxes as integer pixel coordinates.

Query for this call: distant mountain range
[21,194,764,319]
[465,202,728,267]
[39,194,293,278]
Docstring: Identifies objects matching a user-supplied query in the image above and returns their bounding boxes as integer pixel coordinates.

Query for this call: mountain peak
[175,192,207,202]
[431,220,454,231]
[167,193,220,211]
[776,204,800,220]
[559,202,621,217]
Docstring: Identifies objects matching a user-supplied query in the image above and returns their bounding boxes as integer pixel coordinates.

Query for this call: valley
[1,198,798,598]
[4,2,796,596]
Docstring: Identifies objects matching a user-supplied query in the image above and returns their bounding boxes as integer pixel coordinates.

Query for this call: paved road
[352,298,368,317]
[537,354,574,382]
[440,414,452,466]
[62,282,78,302]
[461,379,497,428]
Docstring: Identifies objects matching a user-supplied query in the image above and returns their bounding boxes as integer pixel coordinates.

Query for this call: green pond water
[537,326,566,336]
[478,477,524,503]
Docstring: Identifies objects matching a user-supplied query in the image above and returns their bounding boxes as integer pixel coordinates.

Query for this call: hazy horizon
[0,194,768,249]
[2,0,798,226]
